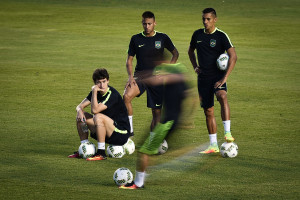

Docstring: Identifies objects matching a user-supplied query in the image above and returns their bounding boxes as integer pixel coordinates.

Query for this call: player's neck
[100,87,109,96]
[143,30,156,37]
[205,27,216,34]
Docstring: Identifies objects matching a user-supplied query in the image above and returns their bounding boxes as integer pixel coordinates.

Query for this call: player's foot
[68,151,81,158]
[199,143,219,154]
[86,154,107,161]
[224,131,235,142]
[119,182,144,189]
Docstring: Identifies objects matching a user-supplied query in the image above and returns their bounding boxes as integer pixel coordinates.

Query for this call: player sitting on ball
[68,68,130,160]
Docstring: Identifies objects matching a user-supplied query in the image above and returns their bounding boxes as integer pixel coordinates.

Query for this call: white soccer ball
[107,145,125,158]
[216,53,229,71]
[220,142,238,158]
[123,138,135,155]
[157,139,168,154]
[113,167,133,186]
[78,142,96,159]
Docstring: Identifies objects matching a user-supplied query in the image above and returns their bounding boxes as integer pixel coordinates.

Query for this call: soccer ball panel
[107,145,125,158]
[113,167,133,186]
[123,138,135,155]
[78,142,96,159]
[157,139,168,154]
[220,142,238,158]
[217,53,229,71]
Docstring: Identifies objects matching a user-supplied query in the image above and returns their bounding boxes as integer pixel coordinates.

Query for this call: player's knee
[204,107,214,117]
[216,92,227,102]
[93,114,105,126]
[123,93,134,103]
[152,109,161,118]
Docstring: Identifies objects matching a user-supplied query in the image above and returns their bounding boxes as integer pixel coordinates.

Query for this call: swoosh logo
[138,44,145,47]
[155,104,161,107]
[197,41,202,43]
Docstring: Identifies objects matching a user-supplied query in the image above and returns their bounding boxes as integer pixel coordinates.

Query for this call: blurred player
[68,68,130,160]
[120,59,189,189]
[123,11,179,136]
[188,8,237,154]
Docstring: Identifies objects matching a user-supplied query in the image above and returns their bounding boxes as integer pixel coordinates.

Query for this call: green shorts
[139,121,174,155]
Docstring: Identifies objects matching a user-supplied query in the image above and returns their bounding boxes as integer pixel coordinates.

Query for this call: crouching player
[68,68,130,160]
[120,62,189,189]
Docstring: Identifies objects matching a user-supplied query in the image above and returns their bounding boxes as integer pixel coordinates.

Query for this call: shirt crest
[210,39,216,47]
[155,41,161,49]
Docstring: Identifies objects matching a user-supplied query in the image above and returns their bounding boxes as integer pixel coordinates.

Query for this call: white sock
[98,142,105,150]
[209,133,217,145]
[134,171,145,187]
[81,139,89,144]
[128,116,133,133]
[223,120,231,133]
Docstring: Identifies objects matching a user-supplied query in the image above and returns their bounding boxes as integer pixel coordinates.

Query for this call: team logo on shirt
[210,39,216,47]
[155,41,161,49]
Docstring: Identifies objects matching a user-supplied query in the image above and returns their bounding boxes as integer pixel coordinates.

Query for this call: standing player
[68,68,130,160]
[123,11,179,136]
[188,8,237,154]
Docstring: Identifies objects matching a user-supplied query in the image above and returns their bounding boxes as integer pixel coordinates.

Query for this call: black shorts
[197,76,227,109]
[105,130,129,146]
[90,123,129,146]
[136,79,163,109]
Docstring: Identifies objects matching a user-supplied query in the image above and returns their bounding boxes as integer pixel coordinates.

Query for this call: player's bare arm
[170,48,179,64]
[214,47,237,88]
[76,98,91,122]
[91,84,108,114]
[188,45,201,74]
[125,55,136,88]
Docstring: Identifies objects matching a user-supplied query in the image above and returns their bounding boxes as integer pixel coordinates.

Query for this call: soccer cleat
[224,131,235,142]
[68,151,81,158]
[86,154,107,161]
[119,182,144,190]
[199,143,220,154]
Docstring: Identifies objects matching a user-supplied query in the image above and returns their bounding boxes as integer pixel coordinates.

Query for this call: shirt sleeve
[190,30,198,49]
[128,35,136,56]
[222,32,234,51]
[86,91,92,101]
[164,34,176,52]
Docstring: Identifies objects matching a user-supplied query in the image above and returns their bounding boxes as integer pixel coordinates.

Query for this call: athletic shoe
[224,131,235,142]
[199,143,219,154]
[86,154,107,161]
[119,182,144,189]
[68,151,81,158]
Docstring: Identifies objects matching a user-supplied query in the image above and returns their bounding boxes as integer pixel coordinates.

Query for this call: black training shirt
[128,31,176,72]
[86,86,130,131]
[190,28,233,79]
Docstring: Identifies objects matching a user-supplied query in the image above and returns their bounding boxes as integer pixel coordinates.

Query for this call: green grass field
[1,0,299,199]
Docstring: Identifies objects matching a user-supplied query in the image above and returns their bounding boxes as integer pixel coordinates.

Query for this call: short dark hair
[142,11,155,20]
[202,8,217,17]
[92,68,109,83]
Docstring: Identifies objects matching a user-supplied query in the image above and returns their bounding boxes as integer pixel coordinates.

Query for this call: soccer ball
[123,138,135,155]
[216,53,229,71]
[107,145,125,158]
[78,142,96,159]
[157,139,168,154]
[220,142,238,158]
[113,167,133,186]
